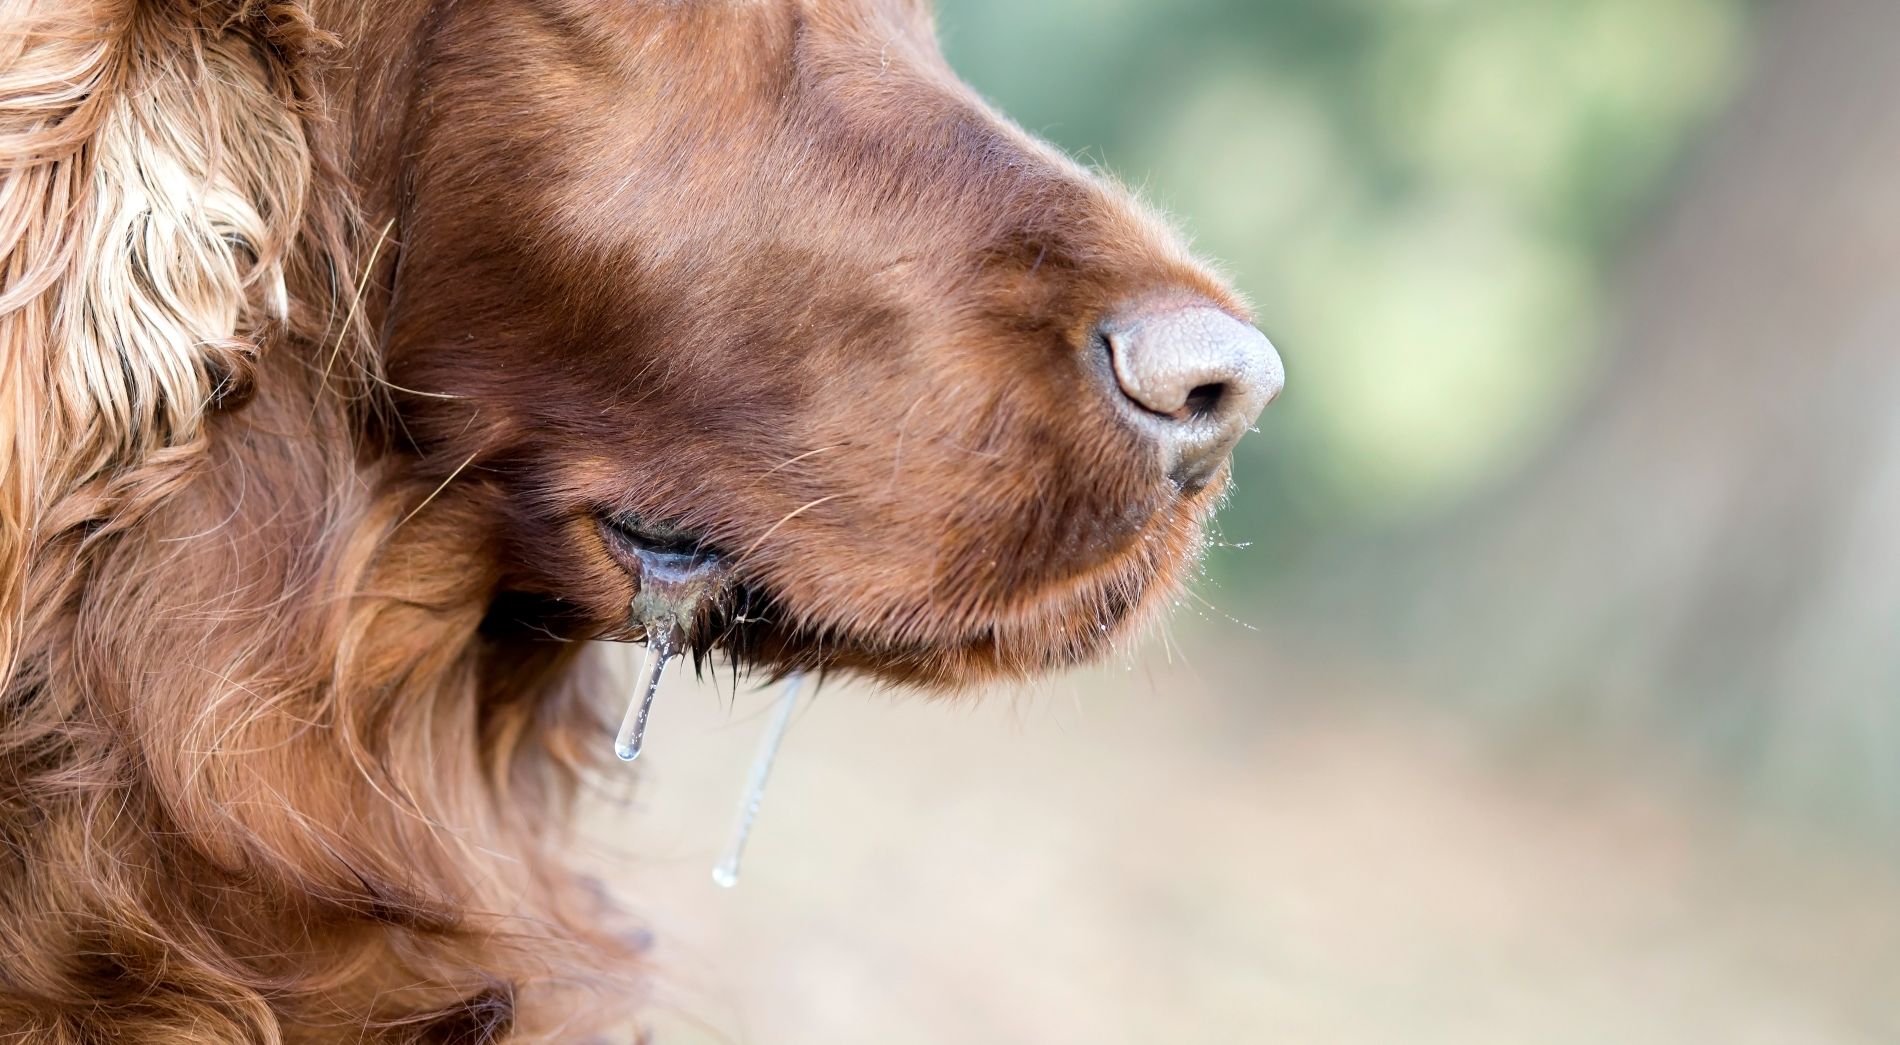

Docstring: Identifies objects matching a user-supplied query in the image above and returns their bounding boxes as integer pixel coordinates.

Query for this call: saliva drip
[712,671,806,888]
[604,537,805,886]
[611,539,730,763]
[613,622,679,762]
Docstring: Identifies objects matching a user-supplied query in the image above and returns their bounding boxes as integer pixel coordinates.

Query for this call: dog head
[376,0,1283,687]
[0,0,1281,693]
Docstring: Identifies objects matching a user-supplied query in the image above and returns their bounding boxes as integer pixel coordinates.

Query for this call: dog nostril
[1182,382,1226,419]
[1098,304,1284,491]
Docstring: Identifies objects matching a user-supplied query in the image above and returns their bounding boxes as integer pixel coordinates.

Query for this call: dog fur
[0,1,1250,1039]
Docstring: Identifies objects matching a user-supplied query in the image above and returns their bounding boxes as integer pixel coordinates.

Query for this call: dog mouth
[596,510,834,678]
[595,502,1178,687]
[597,512,739,652]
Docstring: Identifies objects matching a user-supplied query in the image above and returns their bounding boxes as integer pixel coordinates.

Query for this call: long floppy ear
[0,0,326,686]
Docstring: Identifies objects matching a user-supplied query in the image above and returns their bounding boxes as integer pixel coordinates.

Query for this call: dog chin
[730,531,1188,689]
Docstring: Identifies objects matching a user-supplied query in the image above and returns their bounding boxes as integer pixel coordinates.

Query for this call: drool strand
[613,623,679,762]
[713,671,806,888]
[608,536,733,763]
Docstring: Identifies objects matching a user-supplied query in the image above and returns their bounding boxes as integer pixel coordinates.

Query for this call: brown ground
[578,639,1900,1044]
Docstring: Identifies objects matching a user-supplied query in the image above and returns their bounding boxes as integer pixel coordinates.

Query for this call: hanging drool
[610,531,805,888]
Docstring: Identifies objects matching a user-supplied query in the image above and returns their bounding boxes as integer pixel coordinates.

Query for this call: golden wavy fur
[0,0,1263,1039]
[3,4,617,1039]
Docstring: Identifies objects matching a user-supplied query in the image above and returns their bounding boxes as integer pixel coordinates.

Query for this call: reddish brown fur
[1,1,1254,1039]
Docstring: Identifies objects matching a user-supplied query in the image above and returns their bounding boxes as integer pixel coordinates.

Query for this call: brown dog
[0,0,1281,1039]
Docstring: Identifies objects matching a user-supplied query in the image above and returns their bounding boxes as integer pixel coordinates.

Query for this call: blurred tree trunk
[1381,0,1900,819]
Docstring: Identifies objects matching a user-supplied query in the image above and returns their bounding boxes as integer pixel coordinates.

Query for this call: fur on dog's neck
[0,3,637,1039]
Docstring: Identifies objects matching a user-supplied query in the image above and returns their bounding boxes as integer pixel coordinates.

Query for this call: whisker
[391,450,480,535]
[371,378,464,400]
[1182,583,1257,632]
[735,494,844,566]
[757,443,845,479]
[314,217,394,405]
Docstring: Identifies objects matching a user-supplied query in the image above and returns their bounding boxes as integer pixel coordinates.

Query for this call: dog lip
[597,513,735,635]
[592,501,1181,684]
[599,511,707,558]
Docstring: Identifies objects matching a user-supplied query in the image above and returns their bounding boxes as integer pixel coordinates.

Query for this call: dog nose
[1099,304,1284,491]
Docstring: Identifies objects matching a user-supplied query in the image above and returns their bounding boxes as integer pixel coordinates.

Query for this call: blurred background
[587,0,1900,1040]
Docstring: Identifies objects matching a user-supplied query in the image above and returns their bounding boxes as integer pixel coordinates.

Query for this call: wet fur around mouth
[593,502,1182,691]
[610,491,1210,692]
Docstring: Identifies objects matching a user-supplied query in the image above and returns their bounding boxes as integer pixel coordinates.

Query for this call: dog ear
[0,0,325,685]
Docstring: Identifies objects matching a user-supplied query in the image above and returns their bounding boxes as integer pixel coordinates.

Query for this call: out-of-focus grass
[940,0,1748,554]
